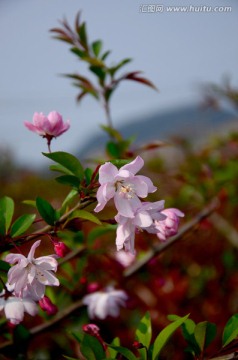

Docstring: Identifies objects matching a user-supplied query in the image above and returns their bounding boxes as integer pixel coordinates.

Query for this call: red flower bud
[53,241,70,257]
[39,296,58,315]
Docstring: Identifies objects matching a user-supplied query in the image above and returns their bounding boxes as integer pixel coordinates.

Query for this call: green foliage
[107,344,138,360]
[222,314,238,347]
[136,311,152,349]
[0,196,14,235]
[43,151,84,181]
[72,332,105,360]
[194,321,217,353]
[10,214,36,238]
[36,196,59,226]
[70,209,102,225]
[152,314,189,360]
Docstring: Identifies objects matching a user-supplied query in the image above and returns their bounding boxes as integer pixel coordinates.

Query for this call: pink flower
[0,290,38,325]
[94,156,157,217]
[5,240,59,299]
[115,201,165,254]
[39,295,58,315]
[24,111,70,138]
[83,286,128,319]
[154,208,184,241]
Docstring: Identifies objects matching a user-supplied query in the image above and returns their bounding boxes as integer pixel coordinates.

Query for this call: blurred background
[0,0,238,168]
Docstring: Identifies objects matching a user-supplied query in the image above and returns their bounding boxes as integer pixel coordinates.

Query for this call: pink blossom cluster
[0,240,59,325]
[94,156,184,254]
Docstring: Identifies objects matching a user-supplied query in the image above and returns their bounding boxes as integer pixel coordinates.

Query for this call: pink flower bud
[39,296,58,316]
[87,282,101,293]
[83,324,107,350]
[82,323,100,336]
[155,208,184,241]
[53,241,70,258]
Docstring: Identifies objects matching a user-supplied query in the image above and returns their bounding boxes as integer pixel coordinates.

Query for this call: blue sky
[0,0,237,167]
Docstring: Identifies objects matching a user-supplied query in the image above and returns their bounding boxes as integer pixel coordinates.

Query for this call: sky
[0,0,238,168]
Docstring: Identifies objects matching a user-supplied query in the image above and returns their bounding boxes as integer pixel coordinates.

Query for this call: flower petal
[114,193,141,218]
[28,240,41,261]
[121,156,144,174]
[98,162,118,184]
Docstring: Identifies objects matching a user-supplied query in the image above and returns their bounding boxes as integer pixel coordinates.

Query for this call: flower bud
[39,296,58,316]
[53,241,70,257]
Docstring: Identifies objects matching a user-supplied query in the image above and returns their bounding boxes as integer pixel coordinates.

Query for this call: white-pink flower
[24,111,70,138]
[114,250,136,268]
[115,201,165,254]
[5,240,59,299]
[0,290,38,325]
[154,208,184,241]
[83,287,128,319]
[94,156,157,217]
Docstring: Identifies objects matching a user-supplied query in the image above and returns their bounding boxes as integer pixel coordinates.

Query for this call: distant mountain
[77,104,237,157]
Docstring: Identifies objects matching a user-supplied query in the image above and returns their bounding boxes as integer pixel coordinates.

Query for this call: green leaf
[107,345,137,360]
[109,159,131,168]
[136,312,152,349]
[10,214,36,238]
[89,66,106,83]
[223,314,238,347]
[84,168,93,186]
[70,47,87,58]
[71,210,102,225]
[109,58,132,77]
[180,319,200,356]
[60,189,78,215]
[106,141,121,158]
[152,314,189,360]
[78,22,88,48]
[80,333,105,360]
[91,40,102,57]
[0,196,14,235]
[43,152,84,180]
[194,321,216,353]
[36,197,59,226]
[22,200,36,208]
[49,164,74,176]
[0,260,10,273]
[108,337,120,358]
[100,125,123,141]
[101,50,111,61]
[56,175,80,188]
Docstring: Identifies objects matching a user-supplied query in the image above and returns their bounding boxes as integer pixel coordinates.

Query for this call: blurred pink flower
[94,156,157,217]
[155,208,184,241]
[0,290,38,325]
[5,240,59,299]
[83,286,128,319]
[24,111,70,138]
